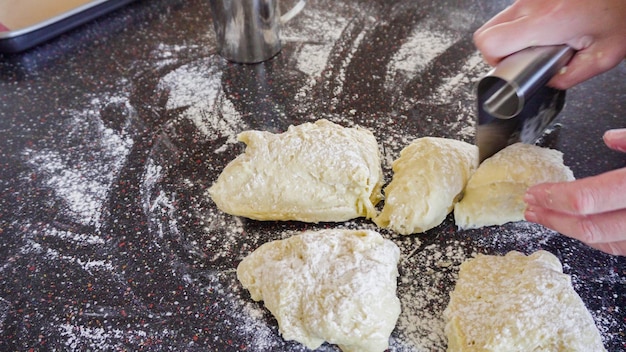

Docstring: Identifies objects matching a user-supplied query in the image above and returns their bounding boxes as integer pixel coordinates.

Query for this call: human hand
[474,0,626,89]
[523,129,626,255]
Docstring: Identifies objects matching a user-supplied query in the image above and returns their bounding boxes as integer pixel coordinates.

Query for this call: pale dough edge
[444,250,606,352]
[208,119,384,222]
[374,137,478,234]
[236,229,401,352]
[454,143,574,230]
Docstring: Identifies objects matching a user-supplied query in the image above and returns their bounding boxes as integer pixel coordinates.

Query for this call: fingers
[474,0,626,85]
[548,41,626,89]
[525,168,626,215]
[604,128,626,152]
[524,205,626,246]
[473,1,569,66]
[474,18,530,66]
[473,3,531,66]
[525,165,626,255]
[473,4,518,46]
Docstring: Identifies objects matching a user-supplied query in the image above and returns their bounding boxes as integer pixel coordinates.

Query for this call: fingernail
[524,208,537,222]
[604,128,626,139]
[523,192,537,205]
[604,129,626,152]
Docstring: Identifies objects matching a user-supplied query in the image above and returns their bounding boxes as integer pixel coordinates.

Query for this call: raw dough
[444,250,606,352]
[208,119,383,222]
[236,229,401,352]
[454,143,574,229]
[374,137,478,234]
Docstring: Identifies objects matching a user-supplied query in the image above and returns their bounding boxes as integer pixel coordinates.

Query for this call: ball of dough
[374,137,478,234]
[444,250,606,352]
[208,119,384,222]
[237,229,401,352]
[453,143,574,230]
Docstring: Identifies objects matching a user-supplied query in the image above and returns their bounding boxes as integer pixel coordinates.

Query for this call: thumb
[603,129,626,153]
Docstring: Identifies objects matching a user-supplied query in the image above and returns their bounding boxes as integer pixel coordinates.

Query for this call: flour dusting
[7,1,622,351]
[283,8,349,78]
[157,56,247,147]
[16,222,117,282]
[393,241,472,351]
[22,94,133,228]
[386,20,460,92]
[237,229,401,352]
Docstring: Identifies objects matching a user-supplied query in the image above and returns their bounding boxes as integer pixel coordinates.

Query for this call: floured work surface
[1,0,625,350]
[205,122,609,351]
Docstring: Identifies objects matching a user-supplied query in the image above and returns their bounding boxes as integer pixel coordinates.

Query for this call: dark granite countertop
[1,0,625,350]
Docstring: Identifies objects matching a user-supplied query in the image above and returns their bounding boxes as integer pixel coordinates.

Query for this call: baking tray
[0,0,136,53]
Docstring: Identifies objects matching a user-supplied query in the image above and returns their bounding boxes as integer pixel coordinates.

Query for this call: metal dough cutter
[476,45,575,162]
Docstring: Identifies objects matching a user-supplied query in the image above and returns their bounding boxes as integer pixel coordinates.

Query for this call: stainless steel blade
[476,45,574,162]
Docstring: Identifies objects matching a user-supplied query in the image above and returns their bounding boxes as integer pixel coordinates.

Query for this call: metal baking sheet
[0,0,136,53]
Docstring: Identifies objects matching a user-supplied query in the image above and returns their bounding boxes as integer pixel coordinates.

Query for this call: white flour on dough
[208,119,384,222]
[374,137,478,234]
[237,229,401,352]
[444,250,606,351]
[454,143,574,229]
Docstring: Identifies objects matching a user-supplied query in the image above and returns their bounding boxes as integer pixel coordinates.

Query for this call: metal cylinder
[209,0,305,64]
[477,45,575,119]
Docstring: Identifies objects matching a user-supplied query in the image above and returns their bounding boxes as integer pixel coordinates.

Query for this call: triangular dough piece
[237,229,401,352]
[374,137,478,234]
[444,250,606,351]
[208,119,384,222]
[454,143,574,229]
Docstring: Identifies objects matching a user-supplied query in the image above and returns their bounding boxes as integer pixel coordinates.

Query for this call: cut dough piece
[237,229,401,352]
[374,137,478,234]
[444,250,606,352]
[208,119,383,222]
[454,143,574,229]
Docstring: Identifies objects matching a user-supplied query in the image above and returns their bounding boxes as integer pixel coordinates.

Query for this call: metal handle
[281,0,306,23]
[478,45,575,119]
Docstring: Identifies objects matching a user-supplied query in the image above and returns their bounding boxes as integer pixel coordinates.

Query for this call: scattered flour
[22,94,133,228]
[429,52,485,105]
[17,222,117,276]
[59,323,151,350]
[149,43,206,70]
[392,241,472,351]
[156,56,247,147]
[282,8,350,78]
[10,1,622,351]
[385,20,460,92]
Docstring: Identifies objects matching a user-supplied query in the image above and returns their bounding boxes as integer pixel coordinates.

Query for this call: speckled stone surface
[1,0,625,351]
